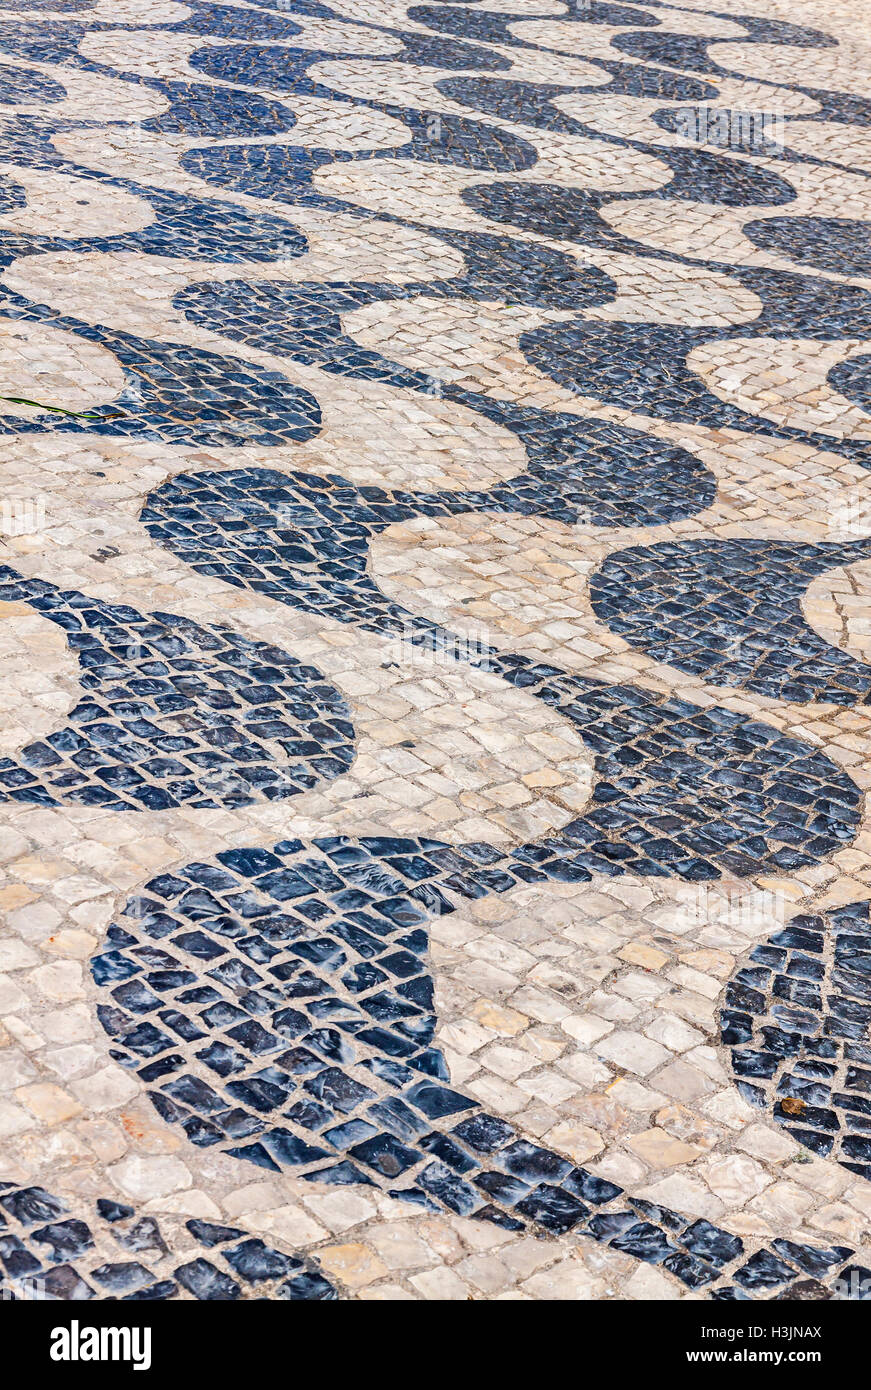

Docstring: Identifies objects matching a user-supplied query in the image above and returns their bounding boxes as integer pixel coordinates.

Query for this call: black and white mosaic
[0,1183,338,1299]
[0,0,870,1302]
[0,567,355,811]
[723,901,871,1182]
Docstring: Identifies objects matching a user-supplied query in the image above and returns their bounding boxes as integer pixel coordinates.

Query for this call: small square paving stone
[595,1033,672,1075]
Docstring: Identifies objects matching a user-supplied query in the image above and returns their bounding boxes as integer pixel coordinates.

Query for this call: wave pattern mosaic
[1,0,871,1302]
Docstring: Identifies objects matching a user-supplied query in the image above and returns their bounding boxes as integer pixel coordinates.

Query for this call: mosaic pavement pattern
[1,0,871,1302]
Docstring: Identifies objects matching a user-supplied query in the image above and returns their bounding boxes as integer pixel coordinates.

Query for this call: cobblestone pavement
[0,0,870,1305]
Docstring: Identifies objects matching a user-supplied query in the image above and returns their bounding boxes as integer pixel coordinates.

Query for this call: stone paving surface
[0,0,870,1302]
